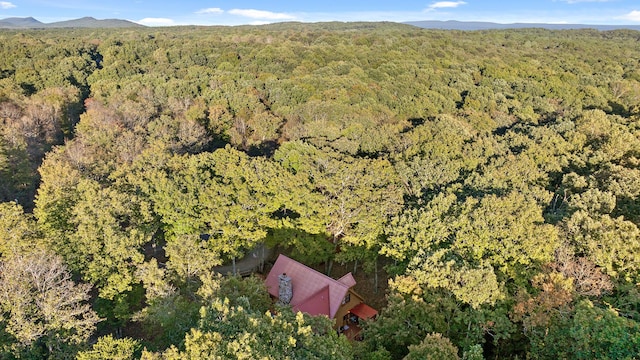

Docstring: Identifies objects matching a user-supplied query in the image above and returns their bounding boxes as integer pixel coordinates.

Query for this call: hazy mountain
[0,16,143,29]
[0,17,44,28]
[47,16,143,28]
[406,20,640,31]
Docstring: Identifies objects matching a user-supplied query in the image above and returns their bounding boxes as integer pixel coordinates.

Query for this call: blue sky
[1,0,640,26]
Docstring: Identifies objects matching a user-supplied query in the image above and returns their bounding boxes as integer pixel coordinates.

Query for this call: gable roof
[295,285,331,317]
[265,254,354,319]
[337,273,356,288]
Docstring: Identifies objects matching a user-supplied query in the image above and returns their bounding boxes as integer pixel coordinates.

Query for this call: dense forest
[0,22,639,359]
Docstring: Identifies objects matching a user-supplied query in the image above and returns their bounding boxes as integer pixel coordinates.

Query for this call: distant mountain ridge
[406,20,640,31]
[0,16,43,28]
[0,16,144,29]
[3,17,639,31]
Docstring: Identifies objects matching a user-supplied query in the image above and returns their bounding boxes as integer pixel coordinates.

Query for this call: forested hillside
[0,23,639,359]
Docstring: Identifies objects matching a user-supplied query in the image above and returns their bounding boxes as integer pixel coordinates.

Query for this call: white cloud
[137,17,175,26]
[228,9,296,20]
[0,1,16,9]
[428,1,467,9]
[195,7,224,15]
[619,10,640,22]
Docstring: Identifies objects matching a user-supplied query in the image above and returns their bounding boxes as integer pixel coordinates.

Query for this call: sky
[1,0,640,27]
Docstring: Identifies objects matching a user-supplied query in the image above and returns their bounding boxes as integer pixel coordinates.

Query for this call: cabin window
[342,293,350,304]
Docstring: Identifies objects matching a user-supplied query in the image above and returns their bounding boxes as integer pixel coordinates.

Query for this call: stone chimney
[278,273,293,305]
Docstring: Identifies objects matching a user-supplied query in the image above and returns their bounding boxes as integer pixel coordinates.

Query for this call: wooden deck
[338,322,364,341]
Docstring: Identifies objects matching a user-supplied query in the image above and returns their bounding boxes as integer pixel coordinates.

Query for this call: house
[265,254,378,334]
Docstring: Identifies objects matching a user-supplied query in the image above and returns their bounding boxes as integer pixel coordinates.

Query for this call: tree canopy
[0,23,639,359]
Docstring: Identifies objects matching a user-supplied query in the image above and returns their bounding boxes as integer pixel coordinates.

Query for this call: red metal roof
[265,254,353,319]
[349,302,378,320]
[295,285,331,317]
[337,273,356,288]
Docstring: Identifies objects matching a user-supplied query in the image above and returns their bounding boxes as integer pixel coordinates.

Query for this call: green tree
[34,146,83,245]
[362,275,512,359]
[462,344,484,360]
[527,300,640,359]
[564,200,640,282]
[275,141,403,273]
[407,249,504,309]
[142,147,279,278]
[393,115,476,200]
[382,192,456,262]
[60,179,152,300]
[403,333,459,360]
[134,292,200,352]
[158,300,353,360]
[361,281,450,359]
[451,192,559,283]
[76,335,141,360]
[138,144,329,279]
[385,191,558,307]
[0,201,38,258]
[197,273,272,314]
[135,269,274,351]
[36,154,153,330]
